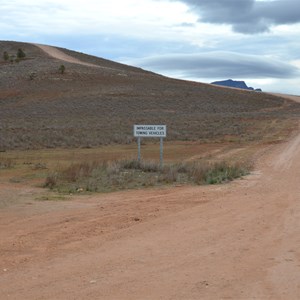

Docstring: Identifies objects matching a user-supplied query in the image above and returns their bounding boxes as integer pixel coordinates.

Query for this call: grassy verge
[44,159,252,193]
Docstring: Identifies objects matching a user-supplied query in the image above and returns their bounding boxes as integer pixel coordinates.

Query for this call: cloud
[174,0,300,34]
[129,52,299,79]
[0,0,193,41]
[1,0,299,94]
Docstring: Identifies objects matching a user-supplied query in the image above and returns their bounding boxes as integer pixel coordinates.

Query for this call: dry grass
[44,158,252,193]
[0,157,14,169]
[1,41,299,150]
[0,137,285,193]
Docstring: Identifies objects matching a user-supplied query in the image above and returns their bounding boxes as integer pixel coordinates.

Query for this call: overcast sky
[1,0,300,95]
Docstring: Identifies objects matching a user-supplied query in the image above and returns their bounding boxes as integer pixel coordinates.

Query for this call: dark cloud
[133,52,299,79]
[176,0,300,34]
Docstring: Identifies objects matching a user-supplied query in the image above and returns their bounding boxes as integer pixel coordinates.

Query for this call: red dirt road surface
[1,113,300,297]
[1,126,300,299]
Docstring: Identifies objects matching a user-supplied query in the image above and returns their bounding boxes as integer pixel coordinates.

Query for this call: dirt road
[1,118,300,297]
[34,43,113,70]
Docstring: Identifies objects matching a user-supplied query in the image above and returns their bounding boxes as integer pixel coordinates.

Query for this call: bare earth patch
[1,120,300,299]
[34,43,110,70]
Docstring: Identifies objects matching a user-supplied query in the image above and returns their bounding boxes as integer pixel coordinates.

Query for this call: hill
[0,41,299,150]
[211,79,262,91]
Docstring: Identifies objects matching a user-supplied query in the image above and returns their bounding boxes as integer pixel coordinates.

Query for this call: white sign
[134,125,166,137]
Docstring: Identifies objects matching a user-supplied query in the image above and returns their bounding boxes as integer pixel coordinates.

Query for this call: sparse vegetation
[0,158,14,169]
[0,41,299,150]
[44,172,59,189]
[44,159,251,193]
[9,55,15,63]
[17,48,26,59]
[2,48,26,63]
[59,64,65,74]
[3,51,9,61]
[29,72,37,80]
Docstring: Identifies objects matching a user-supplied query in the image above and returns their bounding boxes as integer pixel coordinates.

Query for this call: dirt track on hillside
[34,43,110,69]
[1,99,300,299]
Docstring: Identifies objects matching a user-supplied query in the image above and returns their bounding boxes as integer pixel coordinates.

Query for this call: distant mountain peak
[211,79,262,92]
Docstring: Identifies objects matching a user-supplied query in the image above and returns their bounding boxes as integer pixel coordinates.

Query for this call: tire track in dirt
[273,124,300,170]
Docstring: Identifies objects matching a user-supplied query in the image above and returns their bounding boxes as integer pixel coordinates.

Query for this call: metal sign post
[138,136,141,163]
[133,125,167,167]
[160,137,163,168]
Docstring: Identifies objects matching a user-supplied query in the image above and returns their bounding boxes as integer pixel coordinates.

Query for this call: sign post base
[160,137,163,168]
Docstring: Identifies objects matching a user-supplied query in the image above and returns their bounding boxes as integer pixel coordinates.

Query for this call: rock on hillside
[211,79,262,91]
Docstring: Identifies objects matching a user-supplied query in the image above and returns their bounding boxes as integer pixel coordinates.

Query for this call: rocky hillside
[0,41,299,150]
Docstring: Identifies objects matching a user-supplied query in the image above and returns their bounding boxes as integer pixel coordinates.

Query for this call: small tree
[17,48,26,59]
[59,64,66,74]
[9,55,15,63]
[3,51,9,61]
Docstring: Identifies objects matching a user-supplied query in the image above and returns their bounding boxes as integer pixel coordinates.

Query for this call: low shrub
[62,161,100,182]
[0,158,14,169]
[159,165,179,183]
[17,48,26,59]
[3,51,9,61]
[44,158,251,193]
[44,173,59,189]
[203,162,250,184]
[121,159,161,172]
[59,64,66,74]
